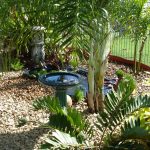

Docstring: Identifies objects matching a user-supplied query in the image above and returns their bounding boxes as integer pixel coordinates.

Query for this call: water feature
[67,68,117,96]
[39,72,80,107]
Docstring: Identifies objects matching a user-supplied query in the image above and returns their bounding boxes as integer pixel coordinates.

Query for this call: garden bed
[0,62,150,149]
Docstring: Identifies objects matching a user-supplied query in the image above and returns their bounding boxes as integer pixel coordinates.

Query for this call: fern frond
[32,96,61,113]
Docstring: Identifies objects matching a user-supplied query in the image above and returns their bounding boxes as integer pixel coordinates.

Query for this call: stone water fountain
[39,72,80,107]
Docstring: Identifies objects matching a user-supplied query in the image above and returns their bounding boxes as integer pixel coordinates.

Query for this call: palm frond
[121,117,150,140]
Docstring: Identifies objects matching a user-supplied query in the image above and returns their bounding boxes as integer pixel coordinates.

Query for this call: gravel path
[0,71,53,150]
[0,63,150,150]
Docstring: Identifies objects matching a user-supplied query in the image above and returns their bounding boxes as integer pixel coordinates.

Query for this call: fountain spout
[57,75,65,82]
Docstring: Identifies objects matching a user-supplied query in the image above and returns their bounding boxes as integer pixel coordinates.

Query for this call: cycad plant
[38,74,150,149]
[51,0,114,112]
[96,78,150,149]
[33,96,93,145]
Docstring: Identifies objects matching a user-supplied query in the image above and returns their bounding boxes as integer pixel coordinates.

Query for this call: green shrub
[11,58,24,71]
[115,69,125,78]
[73,88,84,102]
[33,96,92,144]
[33,75,150,150]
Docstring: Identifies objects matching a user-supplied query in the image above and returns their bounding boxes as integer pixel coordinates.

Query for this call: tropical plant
[115,69,125,78]
[0,0,54,66]
[96,81,150,149]
[111,0,150,73]
[73,88,84,102]
[10,58,24,71]
[41,129,96,150]
[133,107,150,131]
[39,74,150,149]
[50,0,114,112]
[33,96,93,143]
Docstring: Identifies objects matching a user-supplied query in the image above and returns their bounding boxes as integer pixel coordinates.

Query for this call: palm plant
[110,0,150,73]
[50,0,114,112]
[96,82,150,149]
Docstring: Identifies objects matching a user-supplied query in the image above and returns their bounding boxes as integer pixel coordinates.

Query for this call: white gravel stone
[0,71,53,149]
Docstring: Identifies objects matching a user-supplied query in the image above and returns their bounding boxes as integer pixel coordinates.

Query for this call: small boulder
[66,95,72,107]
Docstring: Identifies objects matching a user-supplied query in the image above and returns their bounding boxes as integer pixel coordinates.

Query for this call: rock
[66,95,72,107]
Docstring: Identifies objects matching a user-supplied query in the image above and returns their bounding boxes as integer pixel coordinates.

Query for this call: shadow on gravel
[0,77,39,91]
[0,127,49,150]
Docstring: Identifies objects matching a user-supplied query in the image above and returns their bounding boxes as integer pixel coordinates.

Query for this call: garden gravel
[0,71,53,150]
[0,63,150,150]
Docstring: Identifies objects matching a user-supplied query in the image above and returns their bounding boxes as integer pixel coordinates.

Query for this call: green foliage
[95,76,150,149]
[33,96,93,143]
[133,107,150,131]
[35,75,150,149]
[0,0,54,58]
[41,129,93,150]
[73,88,84,102]
[33,96,61,113]
[10,58,24,71]
[115,69,125,78]
[118,73,137,97]
[115,70,136,96]
[17,117,28,127]
[105,118,150,150]
[28,68,48,79]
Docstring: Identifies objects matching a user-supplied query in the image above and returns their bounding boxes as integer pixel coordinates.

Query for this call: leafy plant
[39,74,150,149]
[33,96,93,143]
[73,88,84,102]
[41,129,95,150]
[33,96,61,113]
[10,58,24,71]
[115,70,136,93]
[16,117,28,127]
[115,69,125,78]
[95,76,150,149]
[118,73,137,96]
[69,52,80,70]
[133,107,150,131]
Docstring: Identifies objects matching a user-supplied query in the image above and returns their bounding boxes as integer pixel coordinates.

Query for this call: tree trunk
[133,39,138,74]
[87,20,112,113]
[94,58,108,112]
[87,50,95,113]
[137,36,147,72]
[87,56,108,113]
